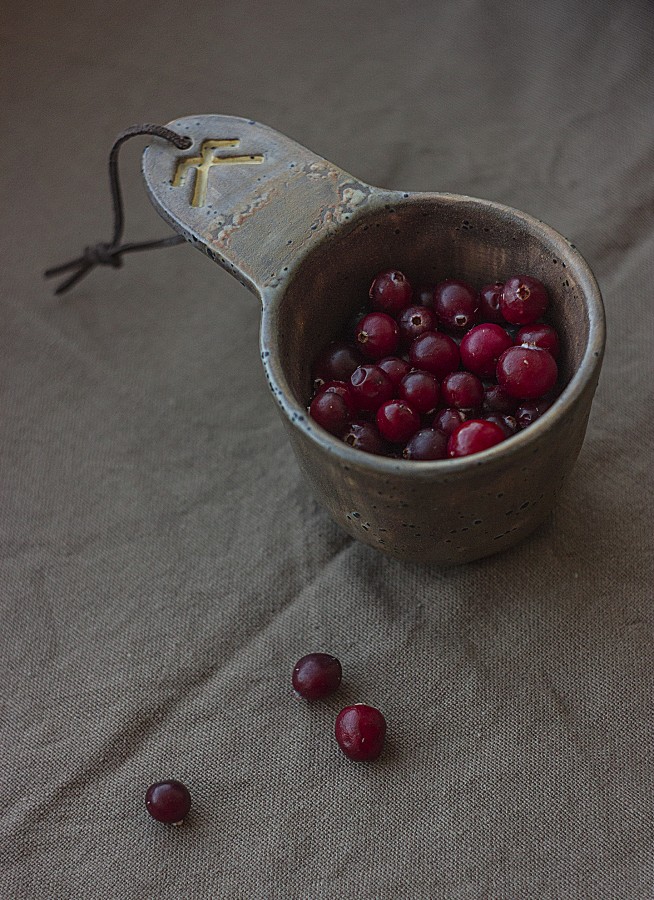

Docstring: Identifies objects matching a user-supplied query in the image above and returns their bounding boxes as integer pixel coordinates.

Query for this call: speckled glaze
[143,115,605,564]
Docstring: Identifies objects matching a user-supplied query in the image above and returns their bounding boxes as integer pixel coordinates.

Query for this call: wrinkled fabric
[1,0,653,897]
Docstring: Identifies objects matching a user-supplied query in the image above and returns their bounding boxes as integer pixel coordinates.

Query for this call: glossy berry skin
[342,420,387,455]
[335,704,386,762]
[397,305,436,348]
[292,653,342,700]
[369,269,413,314]
[478,282,506,324]
[433,407,467,436]
[515,398,554,429]
[515,323,560,359]
[501,275,549,325]
[377,356,412,386]
[399,370,441,415]
[441,371,484,411]
[409,331,460,380]
[145,781,192,824]
[460,323,512,378]
[350,365,395,412]
[496,346,558,399]
[483,383,517,414]
[312,342,363,389]
[355,312,400,359]
[433,280,479,331]
[484,413,518,437]
[415,284,435,308]
[309,390,350,437]
[376,400,421,443]
[447,419,506,457]
[403,428,448,460]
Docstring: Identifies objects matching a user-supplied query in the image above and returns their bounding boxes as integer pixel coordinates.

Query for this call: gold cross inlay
[172,139,264,208]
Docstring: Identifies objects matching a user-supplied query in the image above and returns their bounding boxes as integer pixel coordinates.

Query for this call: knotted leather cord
[44,124,192,295]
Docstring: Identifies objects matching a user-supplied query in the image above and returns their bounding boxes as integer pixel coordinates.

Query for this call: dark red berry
[515,323,560,359]
[460,323,512,378]
[501,275,549,325]
[515,398,555,429]
[403,428,448,460]
[409,331,460,379]
[484,413,518,437]
[369,269,412,314]
[312,342,363,390]
[496,346,558,399]
[350,365,395,412]
[397,305,436,348]
[433,407,467,436]
[145,781,192,824]
[478,282,506,324]
[441,371,484,411]
[377,356,412,386]
[376,400,421,443]
[309,389,352,437]
[292,653,342,700]
[415,284,435,308]
[342,420,387,455]
[482,383,517,414]
[399,370,441,415]
[335,704,386,762]
[432,280,479,331]
[355,312,400,359]
[448,419,506,457]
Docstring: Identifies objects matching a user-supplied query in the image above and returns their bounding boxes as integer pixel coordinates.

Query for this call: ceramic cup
[143,115,605,564]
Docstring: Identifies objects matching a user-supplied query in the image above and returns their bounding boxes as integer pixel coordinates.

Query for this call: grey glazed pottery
[143,115,605,565]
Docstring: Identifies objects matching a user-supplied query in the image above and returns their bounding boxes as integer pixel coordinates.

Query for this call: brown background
[1,0,653,897]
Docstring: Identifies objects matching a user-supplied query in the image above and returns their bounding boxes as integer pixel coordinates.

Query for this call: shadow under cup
[265,193,604,565]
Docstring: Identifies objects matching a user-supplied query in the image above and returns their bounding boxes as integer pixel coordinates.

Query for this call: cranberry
[399,370,441,415]
[501,275,549,325]
[433,407,467,436]
[478,282,506,324]
[309,389,352,436]
[355,312,400,359]
[432,280,479,331]
[319,380,356,404]
[377,356,412,386]
[350,364,395,411]
[397,305,436,348]
[369,269,412,314]
[292,653,342,700]
[482,383,517,414]
[312,342,363,389]
[459,323,512,378]
[515,398,555,429]
[496,346,558,399]
[145,780,192,824]
[376,400,421,443]
[484,413,518,437]
[342,420,387,455]
[448,419,506,457]
[335,704,386,762]
[409,331,460,379]
[415,284,435,308]
[441,371,484,411]
[515,323,560,359]
[403,428,448,460]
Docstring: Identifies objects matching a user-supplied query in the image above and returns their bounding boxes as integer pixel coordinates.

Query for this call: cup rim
[260,190,605,477]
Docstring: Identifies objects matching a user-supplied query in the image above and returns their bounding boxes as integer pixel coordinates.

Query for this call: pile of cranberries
[309,270,561,459]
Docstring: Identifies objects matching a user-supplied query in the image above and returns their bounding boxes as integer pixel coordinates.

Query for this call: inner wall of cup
[275,196,590,405]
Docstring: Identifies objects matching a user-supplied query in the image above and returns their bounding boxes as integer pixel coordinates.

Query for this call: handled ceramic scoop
[139,115,604,565]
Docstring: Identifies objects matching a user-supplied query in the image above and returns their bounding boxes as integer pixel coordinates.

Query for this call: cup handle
[142,115,375,302]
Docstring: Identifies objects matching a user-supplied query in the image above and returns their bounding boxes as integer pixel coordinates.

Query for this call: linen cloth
[1,1,653,897]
